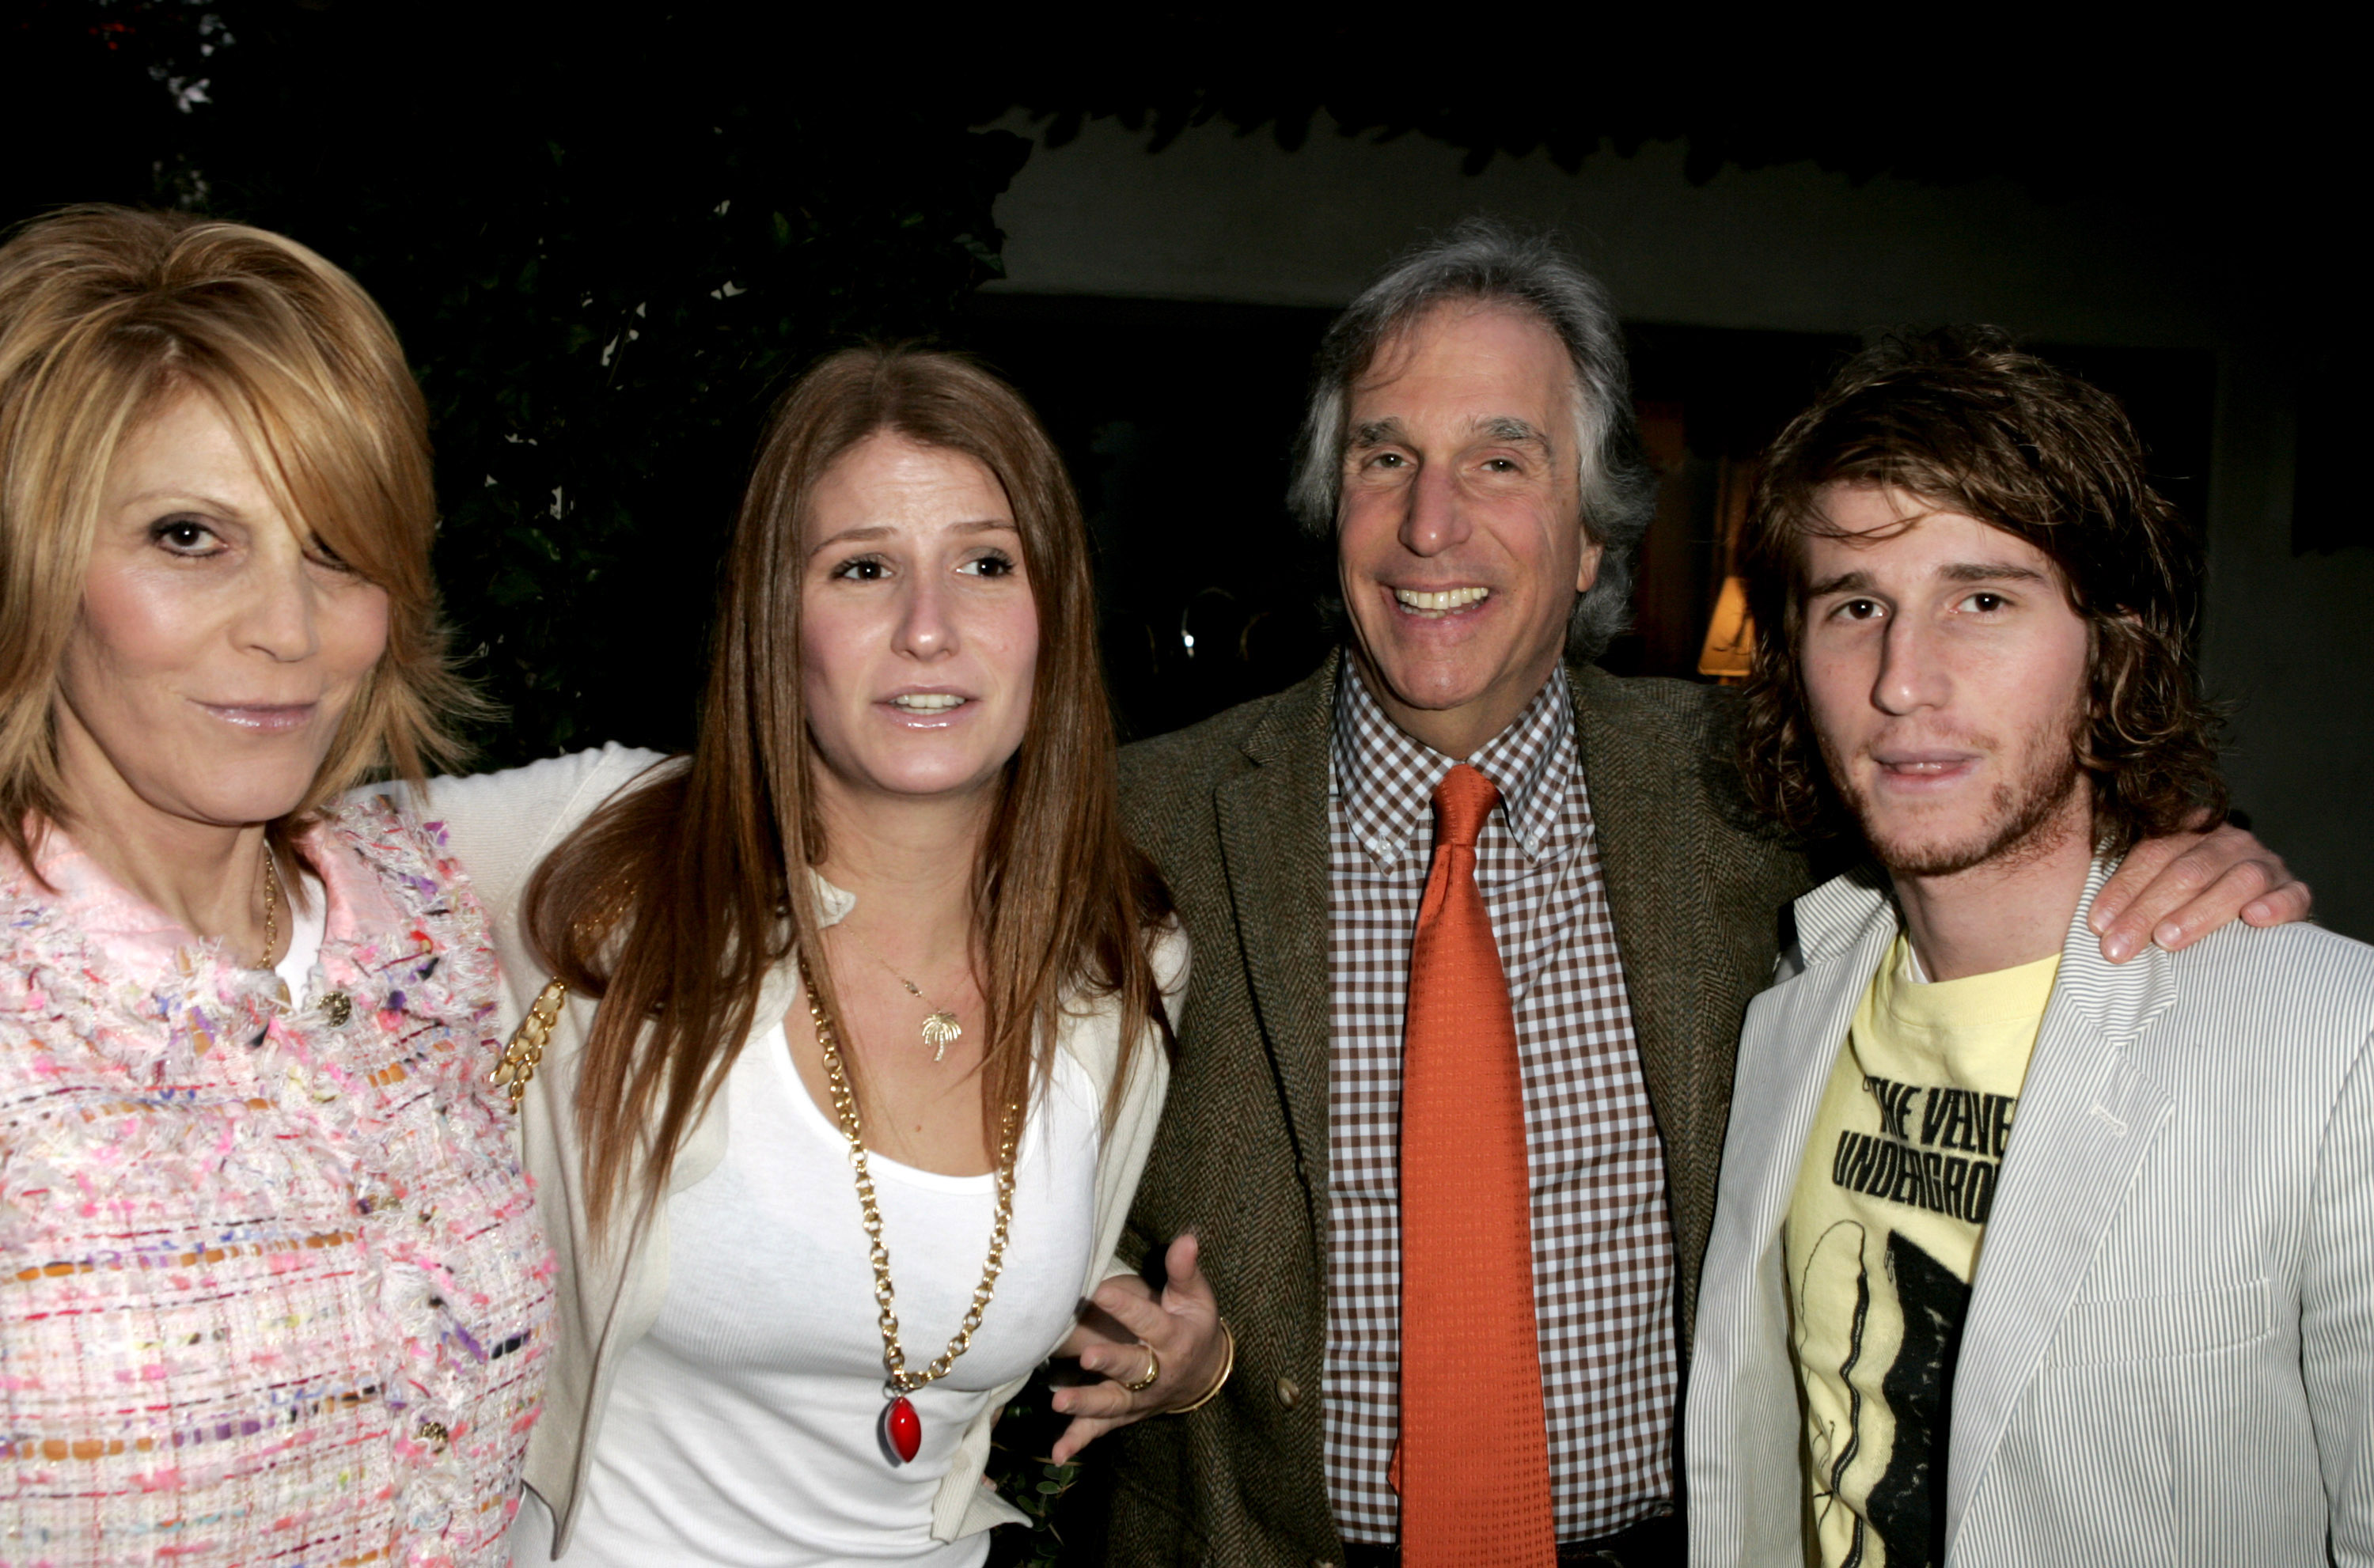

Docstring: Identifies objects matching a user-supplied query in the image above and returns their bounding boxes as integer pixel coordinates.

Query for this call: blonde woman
[411,348,1223,1566]
[0,208,552,1563]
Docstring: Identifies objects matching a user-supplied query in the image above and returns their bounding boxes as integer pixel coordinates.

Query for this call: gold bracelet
[1170,1320,1234,1414]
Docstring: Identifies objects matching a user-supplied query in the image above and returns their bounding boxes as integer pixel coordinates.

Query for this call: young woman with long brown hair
[406,347,1226,1565]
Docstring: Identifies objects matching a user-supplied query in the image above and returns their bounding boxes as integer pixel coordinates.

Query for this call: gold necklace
[258,849,280,970]
[844,936,965,1061]
[797,949,1018,1467]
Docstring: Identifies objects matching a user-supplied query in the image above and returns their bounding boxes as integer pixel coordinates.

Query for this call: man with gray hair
[1057,221,2300,1568]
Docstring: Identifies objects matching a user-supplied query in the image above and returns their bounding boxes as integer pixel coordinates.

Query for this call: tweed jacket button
[1275,1376,1301,1408]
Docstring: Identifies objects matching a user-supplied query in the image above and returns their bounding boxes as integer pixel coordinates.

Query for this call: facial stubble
[1821,696,2091,880]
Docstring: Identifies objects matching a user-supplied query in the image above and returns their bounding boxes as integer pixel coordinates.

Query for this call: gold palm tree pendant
[921,1009,962,1062]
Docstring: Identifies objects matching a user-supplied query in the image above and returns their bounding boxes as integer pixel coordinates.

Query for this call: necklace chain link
[260,849,280,970]
[798,949,1018,1394]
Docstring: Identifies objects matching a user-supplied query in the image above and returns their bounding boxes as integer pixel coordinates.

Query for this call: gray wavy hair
[1287,219,1656,661]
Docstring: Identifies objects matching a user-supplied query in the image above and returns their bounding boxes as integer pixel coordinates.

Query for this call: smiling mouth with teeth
[1394,586,1492,615]
[890,693,967,712]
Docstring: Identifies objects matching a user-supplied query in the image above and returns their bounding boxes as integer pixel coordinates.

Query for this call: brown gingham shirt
[1325,660,1679,1543]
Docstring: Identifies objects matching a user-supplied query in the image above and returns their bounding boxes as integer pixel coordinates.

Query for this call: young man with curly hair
[1686,330,2374,1566]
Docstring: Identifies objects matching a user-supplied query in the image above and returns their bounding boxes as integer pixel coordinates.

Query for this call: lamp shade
[1697,574,1755,680]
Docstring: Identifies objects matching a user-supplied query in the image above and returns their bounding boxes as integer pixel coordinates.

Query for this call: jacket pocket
[2042,1279,2272,1367]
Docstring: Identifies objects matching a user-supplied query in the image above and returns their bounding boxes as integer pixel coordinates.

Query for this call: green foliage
[984,1369,1085,1568]
[362,110,1027,763]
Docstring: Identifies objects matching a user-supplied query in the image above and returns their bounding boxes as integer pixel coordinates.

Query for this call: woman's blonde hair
[0,206,478,873]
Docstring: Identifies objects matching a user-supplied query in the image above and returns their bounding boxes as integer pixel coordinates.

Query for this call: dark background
[3,6,2305,761]
[968,289,2220,743]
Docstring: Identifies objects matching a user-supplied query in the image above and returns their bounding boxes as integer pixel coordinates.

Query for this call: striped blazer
[1686,859,2374,1566]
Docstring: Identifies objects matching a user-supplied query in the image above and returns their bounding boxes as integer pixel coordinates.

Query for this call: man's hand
[1048,1233,1227,1464]
[2092,820,2311,962]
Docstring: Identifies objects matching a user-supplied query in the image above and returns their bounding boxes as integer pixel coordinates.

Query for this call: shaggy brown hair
[522,346,1174,1239]
[1739,327,2227,853]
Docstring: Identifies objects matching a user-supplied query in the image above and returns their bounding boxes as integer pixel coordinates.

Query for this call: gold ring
[1119,1346,1161,1392]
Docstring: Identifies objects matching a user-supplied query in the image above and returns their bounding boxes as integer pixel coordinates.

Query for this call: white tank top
[275,870,327,996]
[535,1021,1102,1566]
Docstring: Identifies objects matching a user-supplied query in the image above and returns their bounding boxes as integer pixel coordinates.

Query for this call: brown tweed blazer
[1075,651,1815,1567]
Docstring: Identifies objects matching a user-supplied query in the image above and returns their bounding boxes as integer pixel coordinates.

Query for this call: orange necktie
[1397,763,1557,1565]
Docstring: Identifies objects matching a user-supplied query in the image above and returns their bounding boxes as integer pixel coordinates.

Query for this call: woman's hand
[1048,1233,1227,1464]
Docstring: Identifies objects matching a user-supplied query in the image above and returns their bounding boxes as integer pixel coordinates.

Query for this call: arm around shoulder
[382,743,674,926]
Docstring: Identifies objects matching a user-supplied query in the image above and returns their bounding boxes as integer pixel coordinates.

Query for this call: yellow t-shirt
[1784,933,2059,1568]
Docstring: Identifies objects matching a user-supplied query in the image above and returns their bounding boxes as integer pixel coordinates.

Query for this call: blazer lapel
[1691,870,1898,1547]
[1572,668,1701,1141]
[1730,873,1903,1291]
[1944,860,2179,1545]
[1572,662,1756,1323]
[1213,654,1340,1233]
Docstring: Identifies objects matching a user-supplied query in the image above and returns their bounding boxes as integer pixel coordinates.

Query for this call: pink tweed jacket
[0,797,555,1566]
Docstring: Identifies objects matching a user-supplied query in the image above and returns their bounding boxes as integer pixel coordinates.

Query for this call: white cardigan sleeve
[1096,921,1190,1287]
[932,918,1189,1543]
[391,744,673,930]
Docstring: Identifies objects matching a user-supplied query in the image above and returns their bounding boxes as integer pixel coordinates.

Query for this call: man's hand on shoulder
[2092,820,2312,962]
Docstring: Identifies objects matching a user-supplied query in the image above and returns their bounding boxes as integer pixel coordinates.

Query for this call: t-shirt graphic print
[1784,934,2058,1568]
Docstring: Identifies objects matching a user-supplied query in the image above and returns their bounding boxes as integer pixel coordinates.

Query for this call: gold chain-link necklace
[257,850,280,970]
[797,949,1018,1466]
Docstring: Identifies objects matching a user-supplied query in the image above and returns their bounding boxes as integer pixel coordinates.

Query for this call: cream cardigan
[399,745,1182,1556]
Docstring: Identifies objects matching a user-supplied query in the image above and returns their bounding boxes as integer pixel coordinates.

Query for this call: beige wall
[987,110,2372,937]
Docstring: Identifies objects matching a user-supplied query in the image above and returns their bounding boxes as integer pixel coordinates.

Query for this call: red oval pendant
[880,1396,922,1465]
